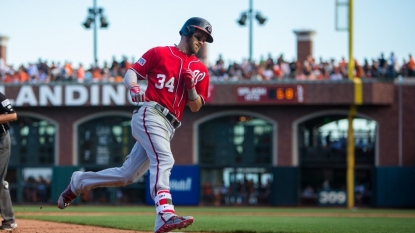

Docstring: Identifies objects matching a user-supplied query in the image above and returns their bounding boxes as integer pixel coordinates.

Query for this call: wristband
[187,88,199,101]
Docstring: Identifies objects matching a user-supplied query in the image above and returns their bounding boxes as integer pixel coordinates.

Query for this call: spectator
[289,59,297,78]
[322,179,330,191]
[371,59,380,78]
[354,58,364,78]
[120,56,131,70]
[265,53,275,68]
[325,131,332,147]
[51,62,63,81]
[339,57,347,77]
[63,62,74,81]
[295,66,307,80]
[327,58,336,75]
[212,182,221,206]
[262,61,274,80]
[210,54,228,81]
[110,56,119,71]
[2,51,414,83]
[273,62,283,79]
[387,52,397,79]
[406,54,415,77]
[2,71,13,83]
[15,66,29,83]
[312,65,324,80]
[101,61,110,82]
[378,53,386,77]
[201,181,214,205]
[84,68,93,82]
[400,58,407,77]
[219,182,229,205]
[363,58,371,78]
[90,65,101,82]
[330,66,343,80]
[27,63,39,83]
[303,60,313,79]
[110,61,120,79]
[76,63,85,83]
[36,176,49,202]
[302,185,316,198]
[38,69,48,83]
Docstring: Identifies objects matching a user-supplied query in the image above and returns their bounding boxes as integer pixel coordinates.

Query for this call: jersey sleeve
[130,47,159,80]
[0,93,15,114]
[194,65,210,104]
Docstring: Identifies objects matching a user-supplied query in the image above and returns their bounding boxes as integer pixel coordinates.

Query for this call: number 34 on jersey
[154,70,206,93]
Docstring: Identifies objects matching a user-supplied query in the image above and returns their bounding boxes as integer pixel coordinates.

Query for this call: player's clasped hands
[129,83,146,102]
[183,69,197,90]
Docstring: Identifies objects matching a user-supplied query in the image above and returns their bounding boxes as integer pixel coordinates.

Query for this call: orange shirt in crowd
[113,75,123,82]
[15,70,29,82]
[64,63,73,77]
[124,61,131,70]
[407,58,415,70]
[2,73,13,83]
[77,66,85,80]
[92,68,101,81]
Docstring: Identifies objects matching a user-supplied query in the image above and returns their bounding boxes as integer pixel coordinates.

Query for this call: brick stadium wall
[5,80,415,167]
[297,40,313,65]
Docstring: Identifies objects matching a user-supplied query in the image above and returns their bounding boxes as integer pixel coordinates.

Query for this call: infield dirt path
[12,219,148,233]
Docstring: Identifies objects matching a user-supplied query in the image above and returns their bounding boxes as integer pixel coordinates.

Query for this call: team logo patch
[205,25,212,34]
[137,57,146,66]
[1,99,10,107]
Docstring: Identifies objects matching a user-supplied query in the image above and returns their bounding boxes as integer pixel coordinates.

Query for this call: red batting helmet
[179,17,213,43]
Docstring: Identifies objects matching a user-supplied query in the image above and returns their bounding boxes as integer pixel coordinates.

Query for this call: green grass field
[14,205,415,233]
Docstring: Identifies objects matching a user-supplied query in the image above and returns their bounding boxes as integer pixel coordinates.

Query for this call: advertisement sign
[146,165,200,205]
[318,190,347,206]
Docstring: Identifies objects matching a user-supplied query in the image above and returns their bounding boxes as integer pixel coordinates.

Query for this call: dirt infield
[12,219,147,233]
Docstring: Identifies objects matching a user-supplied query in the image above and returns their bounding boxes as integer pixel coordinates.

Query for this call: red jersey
[130,46,210,121]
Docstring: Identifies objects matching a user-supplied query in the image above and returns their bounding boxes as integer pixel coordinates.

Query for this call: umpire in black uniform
[0,92,18,230]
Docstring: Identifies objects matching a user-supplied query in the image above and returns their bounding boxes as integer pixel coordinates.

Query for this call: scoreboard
[236,85,305,103]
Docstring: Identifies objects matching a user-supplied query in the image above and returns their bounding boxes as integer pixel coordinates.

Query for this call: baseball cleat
[57,183,77,209]
[155,216,194,233]
[0,219,18,231]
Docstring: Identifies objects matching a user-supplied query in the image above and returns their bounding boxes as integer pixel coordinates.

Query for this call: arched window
[78,116,134,166]
[198,114,274,206]
[299,117,376,163]
[298,115,376,207]
[9,116,56,165]
[199,115,273,166]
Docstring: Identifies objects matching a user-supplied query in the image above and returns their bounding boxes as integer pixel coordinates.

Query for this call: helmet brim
[193,26,213,43]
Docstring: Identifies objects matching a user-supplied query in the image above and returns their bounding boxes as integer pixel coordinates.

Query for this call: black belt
[153,104,181,129]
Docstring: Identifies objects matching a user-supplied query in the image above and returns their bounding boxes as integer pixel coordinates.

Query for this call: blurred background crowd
[0,52,414,84]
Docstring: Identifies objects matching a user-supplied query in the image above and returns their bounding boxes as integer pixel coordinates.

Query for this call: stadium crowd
[0,52,414,84]
[201,179,271,206]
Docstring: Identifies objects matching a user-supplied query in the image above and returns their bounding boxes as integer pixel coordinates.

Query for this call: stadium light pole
[237,0,267,61]
[83,0,109,64]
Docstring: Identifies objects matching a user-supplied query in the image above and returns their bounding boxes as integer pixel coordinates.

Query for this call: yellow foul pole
[346,104,355,209]
[347,0,362,209]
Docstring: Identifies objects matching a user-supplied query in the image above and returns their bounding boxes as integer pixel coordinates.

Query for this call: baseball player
[0,92,18,231]
[57,17,213,233]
